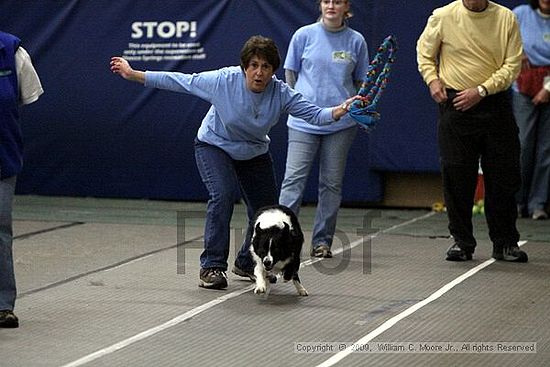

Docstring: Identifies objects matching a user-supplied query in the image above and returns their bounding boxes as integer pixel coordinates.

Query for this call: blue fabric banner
[0,0,522,203]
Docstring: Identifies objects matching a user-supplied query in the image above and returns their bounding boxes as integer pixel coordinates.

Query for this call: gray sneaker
[311,244,332,258]
[198,268,228,290]
[492,244,528,262]
[532,209,548,220]
[232,264,277,283]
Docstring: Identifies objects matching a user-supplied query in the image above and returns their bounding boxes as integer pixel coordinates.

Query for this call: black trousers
[438,90,521,251]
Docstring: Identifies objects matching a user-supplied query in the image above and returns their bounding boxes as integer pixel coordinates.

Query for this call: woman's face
[244,55,274,93]
[320,0,349,23]
[540,0,550,14]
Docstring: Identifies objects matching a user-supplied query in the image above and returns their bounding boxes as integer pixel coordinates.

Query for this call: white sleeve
[285,69,297,88]
[15,46,44,105]
[544,76,550,93]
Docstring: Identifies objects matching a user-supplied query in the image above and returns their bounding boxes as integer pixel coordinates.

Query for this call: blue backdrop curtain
[0,0,523,203]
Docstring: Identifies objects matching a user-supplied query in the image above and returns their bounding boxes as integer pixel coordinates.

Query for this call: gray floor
[1,196,548,367]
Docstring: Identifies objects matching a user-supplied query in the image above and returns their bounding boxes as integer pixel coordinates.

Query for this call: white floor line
[59,286,254,367]
[59,210,434,367]
[315,240,528,367]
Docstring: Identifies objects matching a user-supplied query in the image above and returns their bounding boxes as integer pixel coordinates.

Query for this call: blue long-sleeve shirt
[145,66,335,160]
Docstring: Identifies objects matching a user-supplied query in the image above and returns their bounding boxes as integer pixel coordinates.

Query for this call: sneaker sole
[0,319,19,328]
[492,252,528,263]
[311,249,333,258]
[445,251,472,261]
[198,279,228,290]
[0,324,19,328]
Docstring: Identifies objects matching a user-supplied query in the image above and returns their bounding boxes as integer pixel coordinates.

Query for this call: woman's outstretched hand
[110,57,145,84]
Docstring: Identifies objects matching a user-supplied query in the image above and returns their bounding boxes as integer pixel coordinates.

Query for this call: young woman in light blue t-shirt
[513,0,550,220]
[279,0,369,258]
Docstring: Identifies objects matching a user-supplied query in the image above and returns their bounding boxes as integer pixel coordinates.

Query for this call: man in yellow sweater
[416,0,528,262]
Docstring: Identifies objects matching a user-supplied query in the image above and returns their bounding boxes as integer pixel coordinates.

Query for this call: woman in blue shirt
[513,0,550,220]
[279,0,368,258]
[111,35,358,290]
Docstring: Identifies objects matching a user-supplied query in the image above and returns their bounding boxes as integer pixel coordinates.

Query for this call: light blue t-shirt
[145,67,335,160]
[513,5,550,67]
[285,22,369,134]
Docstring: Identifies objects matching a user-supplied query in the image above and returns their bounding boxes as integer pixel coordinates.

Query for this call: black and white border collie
[250,205,308,296]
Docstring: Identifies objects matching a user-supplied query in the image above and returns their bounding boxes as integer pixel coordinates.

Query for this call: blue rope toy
[349,35,398,130]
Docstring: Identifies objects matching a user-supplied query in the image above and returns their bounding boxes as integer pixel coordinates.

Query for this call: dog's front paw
[293,280,308,296]
[254,284,267,294]
[254,278,268,294]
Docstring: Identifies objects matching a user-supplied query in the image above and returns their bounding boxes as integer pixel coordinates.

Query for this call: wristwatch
[477,85,488,98]
[340,101,350,112]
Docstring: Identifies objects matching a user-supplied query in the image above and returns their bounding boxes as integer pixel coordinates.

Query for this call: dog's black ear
[254,223,265,238]
[251,223,262,246]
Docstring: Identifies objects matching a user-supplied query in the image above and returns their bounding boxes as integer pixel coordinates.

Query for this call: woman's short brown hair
[240,35,281,72]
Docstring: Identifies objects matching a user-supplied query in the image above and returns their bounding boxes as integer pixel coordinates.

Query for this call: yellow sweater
[416,0,522,94]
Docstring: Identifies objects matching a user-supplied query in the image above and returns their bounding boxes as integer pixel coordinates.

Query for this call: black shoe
[493,244,528,263]
[198,268,228,290]
[517,205,529,219]
[446,243,473,261]
[0,310,19,328]
[232,264,277,284]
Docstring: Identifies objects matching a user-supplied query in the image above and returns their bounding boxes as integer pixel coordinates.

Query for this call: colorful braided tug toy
[349,35,397,130]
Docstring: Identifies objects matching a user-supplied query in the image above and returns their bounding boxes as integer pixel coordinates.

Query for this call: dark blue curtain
[0,0,523,203]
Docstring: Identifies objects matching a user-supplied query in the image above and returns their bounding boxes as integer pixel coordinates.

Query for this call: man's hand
[428,79,448,103]
[452,87,483,111]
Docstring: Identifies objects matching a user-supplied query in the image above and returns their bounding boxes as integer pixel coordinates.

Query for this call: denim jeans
[0,176,16,311]
[513,91,550,214]
[279,126,357,249]
[194,139,277,271]
[438,90,520,250]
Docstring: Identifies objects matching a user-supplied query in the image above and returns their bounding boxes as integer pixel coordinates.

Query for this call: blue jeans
[513,91,550,214]
[279,126,357,249]
[0,176,16,311]
[194,139,277,271]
